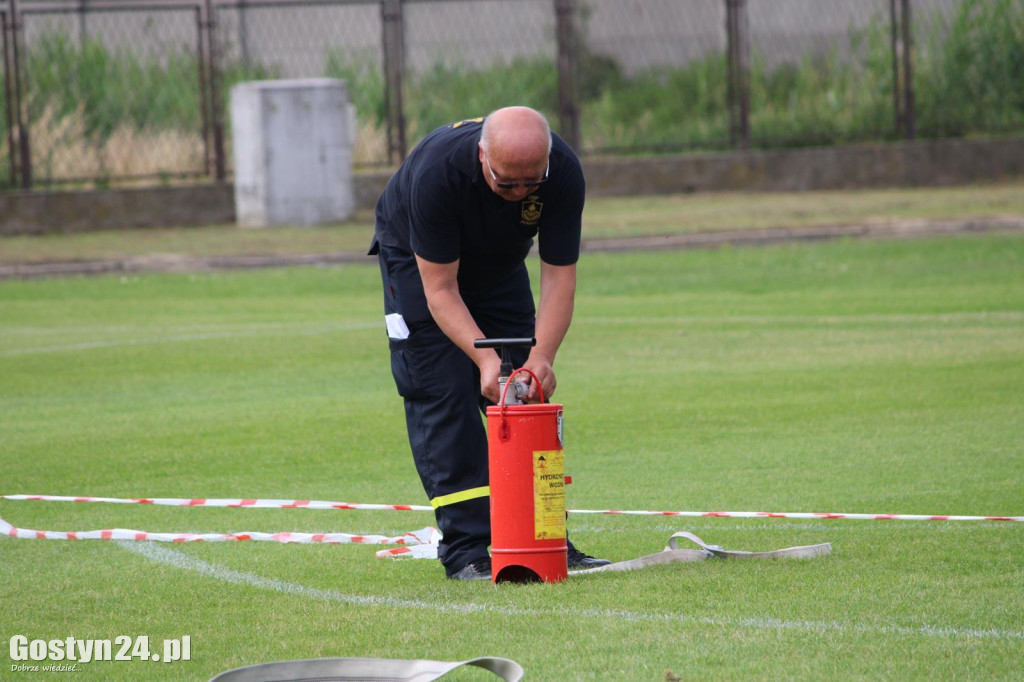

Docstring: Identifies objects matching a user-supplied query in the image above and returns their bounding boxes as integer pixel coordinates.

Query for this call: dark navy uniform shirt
[371,117,585,289]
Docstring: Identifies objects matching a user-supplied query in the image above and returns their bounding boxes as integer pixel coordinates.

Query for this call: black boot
[566,539,611,569]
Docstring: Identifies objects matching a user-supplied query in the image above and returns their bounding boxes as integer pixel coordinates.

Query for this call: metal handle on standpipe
[496,367,543,442]
[503,367,545,406]
[474,337,536,406]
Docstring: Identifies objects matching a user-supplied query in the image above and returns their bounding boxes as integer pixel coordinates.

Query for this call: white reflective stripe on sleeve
[385,313,410,340]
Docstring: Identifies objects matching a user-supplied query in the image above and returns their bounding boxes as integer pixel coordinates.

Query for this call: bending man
[370,106,608,580]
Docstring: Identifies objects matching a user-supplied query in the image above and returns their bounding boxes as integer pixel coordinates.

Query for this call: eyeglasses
[484,153,549,190]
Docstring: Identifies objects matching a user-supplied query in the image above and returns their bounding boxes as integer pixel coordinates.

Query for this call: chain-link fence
[2,0,214,188]
[2,0,1021,189]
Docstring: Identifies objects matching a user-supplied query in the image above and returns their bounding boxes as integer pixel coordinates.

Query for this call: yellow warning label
[533,450,566,540]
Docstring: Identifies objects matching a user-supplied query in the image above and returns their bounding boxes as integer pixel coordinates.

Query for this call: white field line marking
[0,322,333,335]
[5,310,1019,355]
[121,541,1024,642]
[0,321,379,357]
[578,311,1024,326]
[4,311,1018,340]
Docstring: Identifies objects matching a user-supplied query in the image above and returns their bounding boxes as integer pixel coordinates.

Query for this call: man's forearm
[425,287,493,365]
[415,255,497,371]
[531,262,577,364]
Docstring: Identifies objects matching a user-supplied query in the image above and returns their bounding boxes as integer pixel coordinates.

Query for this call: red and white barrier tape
[0,494,432,512]
[375,544,442,560]
[2,494,1021,522]
[0,514,439,547]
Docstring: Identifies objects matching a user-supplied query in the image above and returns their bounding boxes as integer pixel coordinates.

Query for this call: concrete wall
[584,137,1024,196]
[0,184,235,236]
[2,136,1021,236]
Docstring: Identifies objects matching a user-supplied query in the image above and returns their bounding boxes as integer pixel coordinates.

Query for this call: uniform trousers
[376,243,535,576]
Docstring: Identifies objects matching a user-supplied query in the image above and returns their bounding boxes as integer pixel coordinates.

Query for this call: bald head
[480,106,552,158]
[478,107,552,199]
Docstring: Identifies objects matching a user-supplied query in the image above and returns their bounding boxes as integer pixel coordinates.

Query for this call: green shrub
[20,32,271,142]
[406,57,558,141]
[915,0,1024,136]
[747,14,896,146]
[324,50,387,127]
[25,33,197,139]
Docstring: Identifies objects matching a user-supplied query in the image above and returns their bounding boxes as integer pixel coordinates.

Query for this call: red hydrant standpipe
[486,366,568,584]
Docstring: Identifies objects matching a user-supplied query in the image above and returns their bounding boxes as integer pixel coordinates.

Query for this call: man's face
[478,144,549,202]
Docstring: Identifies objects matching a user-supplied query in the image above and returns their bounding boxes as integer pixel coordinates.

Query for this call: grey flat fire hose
[210,655,524,682]
[571,531,832,574]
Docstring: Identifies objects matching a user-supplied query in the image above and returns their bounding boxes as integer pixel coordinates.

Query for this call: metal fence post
[890,0,916,140]
[2,4,16,187]
[77,0,87,46]
[554,0,580,153]
[900,0,915,139]
[890,0,902,136]
[381,0,406,164]
[726,0,750,149]
[204,0,226,181]
[195,3,211,181]
[238,0,251,68]
[9,0,29,187]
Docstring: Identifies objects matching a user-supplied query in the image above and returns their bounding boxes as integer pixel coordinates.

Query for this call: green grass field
[1,226,1022,679]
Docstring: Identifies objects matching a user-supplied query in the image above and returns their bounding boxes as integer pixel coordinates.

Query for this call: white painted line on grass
[119,540,500,615]
[121,541,1024,642]
[0,321,379,357]
[1,321,362,336]
[578,311,1024,326]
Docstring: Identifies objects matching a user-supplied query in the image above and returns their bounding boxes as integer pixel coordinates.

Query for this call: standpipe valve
[473,337,537,406]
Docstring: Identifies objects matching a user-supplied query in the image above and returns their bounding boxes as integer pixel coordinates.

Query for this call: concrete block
[231,78,354,227]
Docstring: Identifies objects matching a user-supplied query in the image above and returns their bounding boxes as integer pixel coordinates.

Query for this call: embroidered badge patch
[521,196,543,225]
